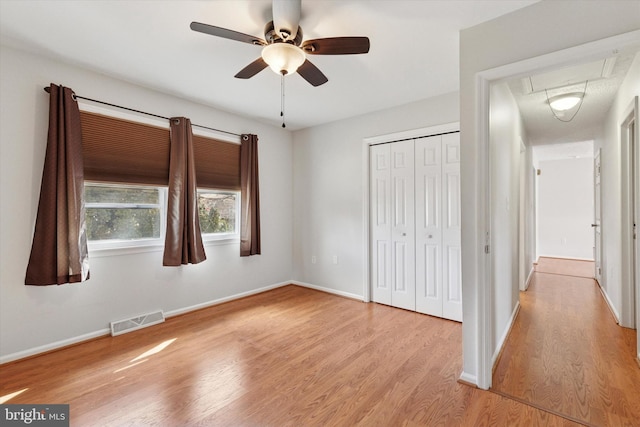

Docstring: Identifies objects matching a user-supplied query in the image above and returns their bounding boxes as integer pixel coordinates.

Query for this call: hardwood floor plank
[2,285,580,426]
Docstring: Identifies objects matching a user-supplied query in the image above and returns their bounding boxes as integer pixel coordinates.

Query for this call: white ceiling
[508,47,639,146]
[0,0,538,131]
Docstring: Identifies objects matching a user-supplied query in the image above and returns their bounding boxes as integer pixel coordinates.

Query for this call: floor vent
[110,310,165,336]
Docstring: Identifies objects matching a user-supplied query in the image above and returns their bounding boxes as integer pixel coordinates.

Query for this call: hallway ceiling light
[548,92,583,111]
[545,81,588,122]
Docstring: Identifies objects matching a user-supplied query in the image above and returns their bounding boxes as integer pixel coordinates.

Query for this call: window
[85,183,164,250]
[197,190,239,240]
[85,183,239,252]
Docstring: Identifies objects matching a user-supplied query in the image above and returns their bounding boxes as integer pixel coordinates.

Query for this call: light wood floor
[0,285,580,426]
[535,256,595,278]
[493,260,640,426]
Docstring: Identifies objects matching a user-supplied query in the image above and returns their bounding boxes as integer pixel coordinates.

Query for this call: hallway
[492,258,640,426]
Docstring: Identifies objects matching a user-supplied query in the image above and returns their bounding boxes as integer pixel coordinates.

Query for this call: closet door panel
[370,144,392,305]
[390,140,415,311]
[415,136,443,316]
[442,133,462,321]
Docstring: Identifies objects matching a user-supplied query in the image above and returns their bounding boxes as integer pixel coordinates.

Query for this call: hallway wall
[597,51,640,328]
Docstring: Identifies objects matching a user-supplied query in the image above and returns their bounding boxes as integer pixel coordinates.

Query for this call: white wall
[460,0,640,385]
[292,93,459,297]
[489,82,525,361]
[597,51,640,328]
[0,45,293,361]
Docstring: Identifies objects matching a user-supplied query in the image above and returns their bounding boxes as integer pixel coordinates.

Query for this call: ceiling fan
[190,0,370,87]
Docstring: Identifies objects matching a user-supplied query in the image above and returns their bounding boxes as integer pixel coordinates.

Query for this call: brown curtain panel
[163,117,206,266]
[240,134,261,256]
[25,84,90,285]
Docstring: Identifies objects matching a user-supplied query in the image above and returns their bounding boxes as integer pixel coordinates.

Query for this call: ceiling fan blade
[302,37,370,55]
[297,59,328,87]
[190,22,266,46]
[235,58,269,79]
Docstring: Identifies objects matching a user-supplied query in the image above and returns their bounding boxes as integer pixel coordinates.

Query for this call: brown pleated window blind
[80,111,240,190]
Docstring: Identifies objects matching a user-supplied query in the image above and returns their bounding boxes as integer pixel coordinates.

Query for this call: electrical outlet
[332,255,338,264]
[311,255,317,264]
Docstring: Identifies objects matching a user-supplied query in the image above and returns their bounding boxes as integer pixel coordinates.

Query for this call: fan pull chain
[280,73,286,128]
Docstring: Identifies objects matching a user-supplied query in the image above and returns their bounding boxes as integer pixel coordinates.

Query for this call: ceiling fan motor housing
[264,21,303,46]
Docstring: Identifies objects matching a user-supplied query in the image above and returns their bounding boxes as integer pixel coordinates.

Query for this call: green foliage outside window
[86,207,160,240]
[85,185,161,241]
[198,193,236,234]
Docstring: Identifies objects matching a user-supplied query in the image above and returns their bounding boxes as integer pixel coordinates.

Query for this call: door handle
[591,224,599,227]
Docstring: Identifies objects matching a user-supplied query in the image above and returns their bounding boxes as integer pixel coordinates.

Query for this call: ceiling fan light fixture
[548,92,584,111]
[261,43,306,75]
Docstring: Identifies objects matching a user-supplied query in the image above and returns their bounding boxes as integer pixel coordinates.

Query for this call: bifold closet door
[370,141,416,311]
[415,135,443,316]
[415,133,462,321]
[440,133,462,321]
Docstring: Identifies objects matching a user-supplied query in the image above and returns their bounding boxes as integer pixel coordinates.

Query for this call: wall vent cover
[110,310,165,336]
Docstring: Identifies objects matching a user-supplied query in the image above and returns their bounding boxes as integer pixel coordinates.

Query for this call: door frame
[472,30,640,390]
[621,96,639,330]
[362,122,460,303]
[594,148,602,284]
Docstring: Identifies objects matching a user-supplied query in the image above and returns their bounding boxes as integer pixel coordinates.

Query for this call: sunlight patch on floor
[131,338,177,362]
[0,388,28,403]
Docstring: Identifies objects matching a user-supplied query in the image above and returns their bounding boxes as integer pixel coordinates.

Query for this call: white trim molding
[597,282,621,324]
[492,301,521,369]
[459,371,478,386]
[525,267,535,291]
[164,281,291,318]
[0,329,110,365]
[292,281,364,301]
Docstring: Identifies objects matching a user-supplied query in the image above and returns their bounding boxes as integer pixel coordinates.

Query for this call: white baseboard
[0,328,110,365]
[291,281,364,301]
[596,282,621,323]
[0,281,292,365]
[537,255,594,261]
[164,281,291,318]
[459,371,477,386]
[525,267,535,291]
[491,301,521,369]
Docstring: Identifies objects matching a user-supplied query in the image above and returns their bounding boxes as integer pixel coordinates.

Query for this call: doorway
[471,31,640,392]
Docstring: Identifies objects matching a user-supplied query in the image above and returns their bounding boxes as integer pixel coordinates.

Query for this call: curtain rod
[43,86,241,137]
